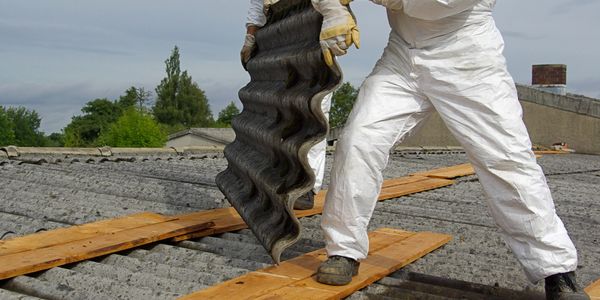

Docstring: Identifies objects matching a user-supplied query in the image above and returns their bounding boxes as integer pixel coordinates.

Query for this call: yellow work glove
[240,33,256,71]
[311,0,360,67]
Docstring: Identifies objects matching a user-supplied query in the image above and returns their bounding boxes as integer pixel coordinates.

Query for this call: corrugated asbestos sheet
[216,0,341,263]
[0,152,599,299]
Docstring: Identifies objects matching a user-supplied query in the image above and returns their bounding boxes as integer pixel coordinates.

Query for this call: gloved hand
[240,33,256,70]
[311,0,360,67]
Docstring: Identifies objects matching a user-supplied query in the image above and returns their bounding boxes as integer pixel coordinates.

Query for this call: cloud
[0,82,129,133]
[0,18,133,56]
[567,78,600,99]
[550,0,597,15]
[501,31,545,41]
[0,0,598,135]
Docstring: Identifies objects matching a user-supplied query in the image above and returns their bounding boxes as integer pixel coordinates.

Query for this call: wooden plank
[0,165,465,280]
[174,176,453,241]
[411,163,475,179]
[180,228,451,300]
[170,208,247,242]
[586,278,600,300]
[258,230,414,280]
[378,177,454,199]
[0,212,172,256]
[296,177,453,218]
[283,232,452,299]
[0,219,214,280]
[182,272,298,300]
[253,286,337,300]
[381,175,432,188]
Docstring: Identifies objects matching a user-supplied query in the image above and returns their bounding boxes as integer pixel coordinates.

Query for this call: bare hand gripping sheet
[215,0,342,264]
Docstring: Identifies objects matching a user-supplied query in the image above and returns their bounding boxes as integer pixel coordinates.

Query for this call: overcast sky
[1,0,599,134]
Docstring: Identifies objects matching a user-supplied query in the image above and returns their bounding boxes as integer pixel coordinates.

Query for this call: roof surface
[0,150,598,299]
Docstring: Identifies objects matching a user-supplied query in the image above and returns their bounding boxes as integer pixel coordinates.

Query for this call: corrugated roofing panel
[215,0,342,263]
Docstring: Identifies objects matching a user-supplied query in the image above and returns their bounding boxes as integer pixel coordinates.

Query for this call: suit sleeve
[371,0,481,20]
[247,0,267,27]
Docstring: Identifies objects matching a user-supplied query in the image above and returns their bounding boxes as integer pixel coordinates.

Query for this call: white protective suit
[247,0,332,193]
[321,0,578,282]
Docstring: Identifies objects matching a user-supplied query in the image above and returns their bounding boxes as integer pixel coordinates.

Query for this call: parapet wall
[333,84,600,154]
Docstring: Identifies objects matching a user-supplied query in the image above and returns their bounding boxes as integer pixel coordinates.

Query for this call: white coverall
[321,0,578,282]
[246,0,332,193]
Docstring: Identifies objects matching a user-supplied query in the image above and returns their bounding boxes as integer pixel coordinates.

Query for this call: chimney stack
[532,64,567,95]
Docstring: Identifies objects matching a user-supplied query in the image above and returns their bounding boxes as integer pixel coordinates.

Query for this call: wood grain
[180,228,451,300]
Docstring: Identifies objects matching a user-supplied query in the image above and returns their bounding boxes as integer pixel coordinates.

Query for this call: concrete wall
[522,102,600,154]
[394,101,600,154]
[327,85,600,154]
[400,113,459,147]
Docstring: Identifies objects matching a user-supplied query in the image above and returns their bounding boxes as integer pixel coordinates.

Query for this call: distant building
[167,128,235,148]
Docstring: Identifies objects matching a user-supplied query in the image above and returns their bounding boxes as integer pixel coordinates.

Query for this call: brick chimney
[532,64,567,95]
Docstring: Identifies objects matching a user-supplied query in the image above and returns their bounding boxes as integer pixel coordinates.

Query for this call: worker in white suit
[309,0,589,299]
[243,0,333,210]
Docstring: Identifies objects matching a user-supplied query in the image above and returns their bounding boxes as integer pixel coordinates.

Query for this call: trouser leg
[308,93,332,193]
[423,58,577,282]
[321,69,432,260]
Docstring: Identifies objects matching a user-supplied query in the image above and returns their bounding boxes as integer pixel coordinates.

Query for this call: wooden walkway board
[180,228,452,300]
[586,278,600,300]
[0,172,457,280]
[295,176,454,219]
[411,163,475,179]
[0,215,214,280]
[0,212,172,257]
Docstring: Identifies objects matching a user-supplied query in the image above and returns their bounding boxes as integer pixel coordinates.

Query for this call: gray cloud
[501,31,545,41]
[1,0,599,135]
[551,0,597,15]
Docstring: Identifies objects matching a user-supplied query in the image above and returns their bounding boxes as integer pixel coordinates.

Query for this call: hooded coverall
[321,0,578,282]
[246,0,332,194]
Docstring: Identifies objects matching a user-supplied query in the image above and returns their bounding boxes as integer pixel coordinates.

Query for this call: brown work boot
[316,255,360,286]
[545,272,590,300]
[293,191,315,210]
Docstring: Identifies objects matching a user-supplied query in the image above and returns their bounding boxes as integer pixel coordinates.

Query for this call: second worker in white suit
[308,0,590,299]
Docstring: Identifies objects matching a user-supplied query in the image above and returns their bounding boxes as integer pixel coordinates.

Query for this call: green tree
[63,98,122,147]
[0,106,16,146]
[5,106,45,146]
[45,132,65,147]
[118,86,152,111]
[98,108,167,147]
[215,101,240,127]
[330,82,359,128]
[153,46,213,128]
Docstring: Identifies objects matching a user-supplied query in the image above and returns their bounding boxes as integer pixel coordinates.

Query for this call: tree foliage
[215,101,240,127]
[98,108,166,147]
[330,82,359,128]
[63,98,123,147]
[0,106,16,146]
[45,132,65,147]
[63,87,147,147]
[119,86,152,111]
[0,106,45,146]
[153,46,213,128]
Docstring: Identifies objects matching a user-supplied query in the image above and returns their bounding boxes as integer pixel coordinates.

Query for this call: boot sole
[316,273,353,286]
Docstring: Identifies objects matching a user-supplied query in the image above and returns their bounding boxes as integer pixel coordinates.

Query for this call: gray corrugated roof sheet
[0,150,598,299]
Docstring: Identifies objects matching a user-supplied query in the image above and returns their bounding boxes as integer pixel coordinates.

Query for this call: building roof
[167,128,236,145]
[0,149,598,299]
